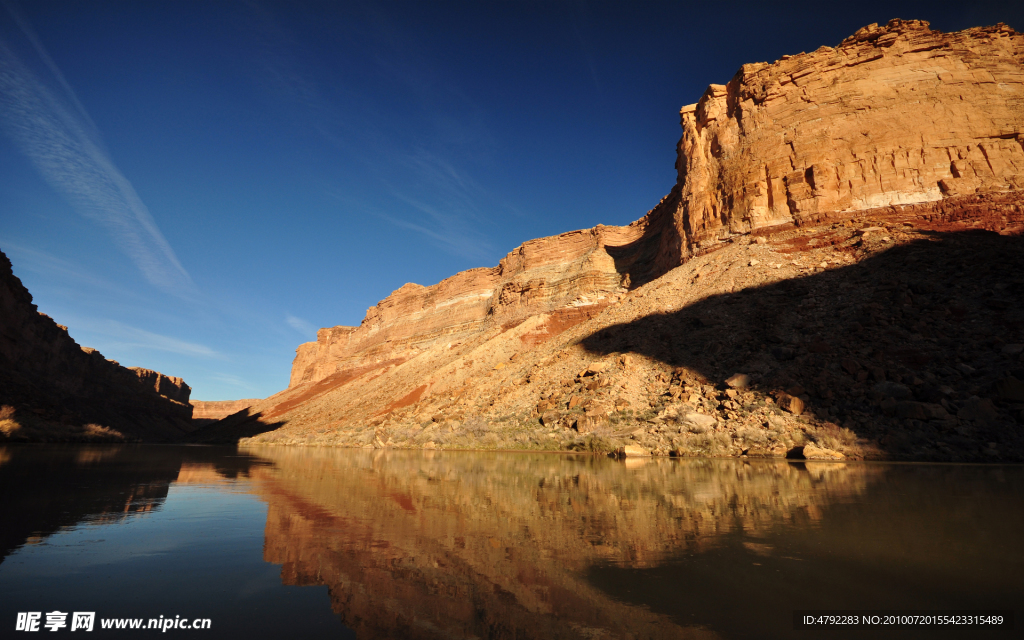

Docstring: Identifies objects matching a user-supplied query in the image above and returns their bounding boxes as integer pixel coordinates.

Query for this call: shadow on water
[586,464,1024,640]
[583,230,1024,461]
[0,444,271,564]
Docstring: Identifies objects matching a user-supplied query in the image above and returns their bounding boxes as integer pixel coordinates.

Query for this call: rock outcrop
[0,249,194,441]
[204,21,1024,461]
[669,19,1023,255]
[288,223,653,387]
[190,399,258,427]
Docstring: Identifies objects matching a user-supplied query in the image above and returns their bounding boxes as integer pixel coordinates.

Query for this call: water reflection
[0,445,1021,639]
[238,449,880,639]
[0,445,269,562]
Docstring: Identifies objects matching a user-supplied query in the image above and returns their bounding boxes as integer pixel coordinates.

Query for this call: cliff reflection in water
[3,447,1019,639]
[239,449,877,639]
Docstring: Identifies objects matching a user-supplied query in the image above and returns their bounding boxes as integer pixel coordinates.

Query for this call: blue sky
[1,1,1020,400]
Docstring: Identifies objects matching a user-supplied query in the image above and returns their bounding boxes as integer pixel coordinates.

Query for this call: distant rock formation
[0,249,194,441]
[207,21,1024,461]
[191,399,258,427]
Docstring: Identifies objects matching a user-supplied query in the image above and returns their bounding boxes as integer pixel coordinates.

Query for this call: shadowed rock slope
[200,20,1024,461]
[0,249,194,442]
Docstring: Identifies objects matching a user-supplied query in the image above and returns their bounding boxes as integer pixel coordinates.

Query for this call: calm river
[0,445,1019,639]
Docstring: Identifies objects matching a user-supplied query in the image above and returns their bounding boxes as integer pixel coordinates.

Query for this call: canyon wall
[0,249,194,441]
[288,222,660,387]
[288,19,1022,391]
[670,19,1024,254]
[200,20,1024,460]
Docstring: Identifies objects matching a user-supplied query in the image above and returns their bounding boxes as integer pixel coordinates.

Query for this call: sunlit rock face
[289,20,1023,392]
[288,224,648,388]
[0,249,193,441]
[190,400,258,427]
[206,21,1024,455]
[248,448,875,639]
[671,20,1024,252]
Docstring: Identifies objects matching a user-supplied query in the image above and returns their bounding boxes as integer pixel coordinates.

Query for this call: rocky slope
[201,20,1024,461]
[0,249,194,441]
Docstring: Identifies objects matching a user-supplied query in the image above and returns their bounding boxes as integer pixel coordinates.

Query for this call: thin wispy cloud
[208,373,256,391]
[0,7,195,297]
[244,3,510,265]
[403,150,489,219]
[374,209,493,263]
[83,320,221,359]
[285,314,318,338]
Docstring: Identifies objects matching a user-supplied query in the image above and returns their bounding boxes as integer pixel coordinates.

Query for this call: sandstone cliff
[203,20,1024,461]
[670,19,1023,252]
[190,399,258,427]
[288,222,654,388]
[290,20,1022,391]
[0,249,194,441]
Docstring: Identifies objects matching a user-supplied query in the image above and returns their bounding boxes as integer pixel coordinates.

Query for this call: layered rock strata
[190,399,258,427]
[289,20,1023,392]
[204,21,1024,461]
[288,222,655,387]
[670,20,1024,254]
[0,249,193,441]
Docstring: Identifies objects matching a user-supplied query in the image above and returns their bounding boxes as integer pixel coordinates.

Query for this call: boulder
[616,444,650,458]
[872,381,913,401]
[725,373,751,389]
[778,394,805,415]
[678,410,717,430]
[896,401,950,421]
[803,442,846,461]
[995,376,1024,403]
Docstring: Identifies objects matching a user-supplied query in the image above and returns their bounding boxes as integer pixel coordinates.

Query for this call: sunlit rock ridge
[674,20,1024,240]
[291,20,1023,390]
[203,20,1024,462]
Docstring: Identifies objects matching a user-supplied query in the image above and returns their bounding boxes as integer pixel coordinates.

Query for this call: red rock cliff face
[288,20,1023,392]
[0,249,194,441]
[670,20,1023,253]
[289,222,658,387]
